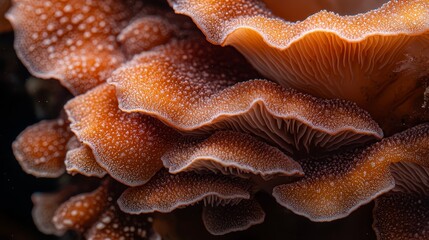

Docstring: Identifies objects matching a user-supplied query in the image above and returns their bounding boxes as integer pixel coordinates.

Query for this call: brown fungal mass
[12,118,72,178]
[6,0,186,94]
[65,84,180,186]
[162,131,303,179]
[272,123,429,221]
[118,170,251,214]
[168,0,429,132]
[109,38,382,154]
[45,180,159,239]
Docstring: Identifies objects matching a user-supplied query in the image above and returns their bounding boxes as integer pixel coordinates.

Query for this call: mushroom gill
[109,38,383,154]
[168,0,429,132]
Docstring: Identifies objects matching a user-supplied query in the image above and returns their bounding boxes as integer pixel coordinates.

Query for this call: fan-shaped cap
[118,170,251,214]
[168,0,429,131]
[65,84,180,186]
[162,131,303,179]
[53,181,109,232]
[65,139,106,178]
[202,198,265,235]
[272,123,429,221]
[109,38,382,154]
[12,118,72,178]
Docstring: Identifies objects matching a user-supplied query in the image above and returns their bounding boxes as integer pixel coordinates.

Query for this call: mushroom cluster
[6,0,429,239]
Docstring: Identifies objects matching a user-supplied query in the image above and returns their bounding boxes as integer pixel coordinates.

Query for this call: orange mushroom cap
[273,123,429,221]
[65,138,106,178]
[12,118,72,178]
[118,170,251,214]
[65,84,180,186]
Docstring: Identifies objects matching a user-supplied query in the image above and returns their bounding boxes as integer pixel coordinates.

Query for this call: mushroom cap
[162,131,303,179]
[202,198,265,235]
[109,38,382,154]
[65,84,180,186]
[272,123,429,221]
[118,170,251,214]
[12,118,72,178]
[65,139,106,178]
[168,0,429,132]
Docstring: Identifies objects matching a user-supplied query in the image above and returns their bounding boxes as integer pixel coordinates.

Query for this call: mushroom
[12,117,72,178]
[168,0,429,132]
[162,131,303,180]
[109,37,383,154]
[65,137,106,178]
[373,162,429,240]
[272,123,429,221]
[65,84,180,186]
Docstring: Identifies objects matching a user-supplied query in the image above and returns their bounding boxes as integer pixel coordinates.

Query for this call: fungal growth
[273,123,429,221]
[12,117,72,178]
[6,0,429,239]
[109,38,383,154]
[169,0,429,131]
[6,0,187,94]
[65,84,180,186]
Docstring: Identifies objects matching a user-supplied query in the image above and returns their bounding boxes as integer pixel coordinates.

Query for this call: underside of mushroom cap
[168,0,429,132]
[202,198,265,235]
[118,170,251,214]
[65,84,180,186]
[272,123,429,222]
[109,38,382,154]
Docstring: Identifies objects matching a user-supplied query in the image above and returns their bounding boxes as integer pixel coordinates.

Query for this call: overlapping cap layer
[169,0,429,131]
[272,123,429,221]
[109,38,383,154]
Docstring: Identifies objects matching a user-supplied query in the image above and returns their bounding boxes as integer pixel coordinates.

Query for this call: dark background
[0,32,60,240]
